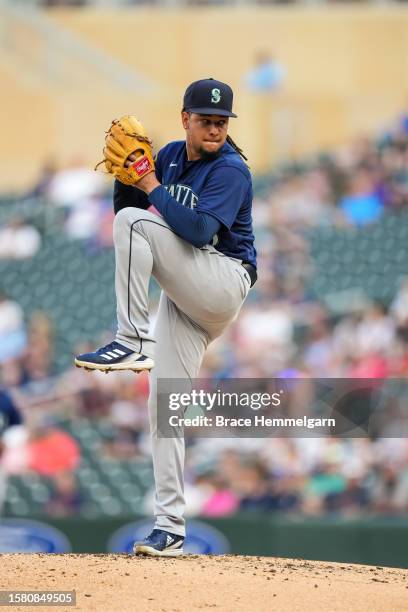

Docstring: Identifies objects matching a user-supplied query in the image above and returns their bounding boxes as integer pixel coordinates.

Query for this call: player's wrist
[137,172,161,195]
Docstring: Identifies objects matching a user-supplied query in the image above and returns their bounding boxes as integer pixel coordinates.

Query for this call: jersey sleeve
[195,165,250,229]
[147,186,221,248]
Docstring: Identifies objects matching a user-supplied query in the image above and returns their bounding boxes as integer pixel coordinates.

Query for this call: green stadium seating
[3,415,154,519]
[306,213,408,309]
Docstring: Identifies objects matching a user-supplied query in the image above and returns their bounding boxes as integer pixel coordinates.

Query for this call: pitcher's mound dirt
[1,554,407,611]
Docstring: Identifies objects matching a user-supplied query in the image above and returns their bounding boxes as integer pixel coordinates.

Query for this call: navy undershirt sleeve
[113,180,150,214]
[148,186,221,248]
[113,148,164,214]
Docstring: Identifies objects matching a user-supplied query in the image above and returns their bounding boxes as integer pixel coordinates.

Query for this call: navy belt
[242,263,257,288]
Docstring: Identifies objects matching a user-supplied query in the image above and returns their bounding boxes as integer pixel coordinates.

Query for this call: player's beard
[199,146,222,162]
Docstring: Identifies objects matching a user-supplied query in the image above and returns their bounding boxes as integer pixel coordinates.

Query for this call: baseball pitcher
[75,78,257,556]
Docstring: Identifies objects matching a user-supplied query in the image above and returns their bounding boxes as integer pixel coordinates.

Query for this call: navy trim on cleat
[133,529,184,557]
[74,341,154,373]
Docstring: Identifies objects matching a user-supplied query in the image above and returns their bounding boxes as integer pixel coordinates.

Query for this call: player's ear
[181,110,190,130]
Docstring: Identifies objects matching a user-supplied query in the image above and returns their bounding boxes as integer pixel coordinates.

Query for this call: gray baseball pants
[113,207,251,536]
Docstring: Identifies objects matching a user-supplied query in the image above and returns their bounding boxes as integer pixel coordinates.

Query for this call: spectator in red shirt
[27,421,80,476]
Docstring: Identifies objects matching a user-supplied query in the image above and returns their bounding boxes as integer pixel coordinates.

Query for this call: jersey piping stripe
[128,220,143,354]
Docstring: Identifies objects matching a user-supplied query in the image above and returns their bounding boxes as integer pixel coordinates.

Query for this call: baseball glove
[95,115,155,185]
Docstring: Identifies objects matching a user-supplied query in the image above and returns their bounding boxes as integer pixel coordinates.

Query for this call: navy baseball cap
[183,78,237,118]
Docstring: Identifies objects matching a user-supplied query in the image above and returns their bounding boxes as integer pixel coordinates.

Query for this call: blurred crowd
[182,437,408,517]
[0,112,407,518]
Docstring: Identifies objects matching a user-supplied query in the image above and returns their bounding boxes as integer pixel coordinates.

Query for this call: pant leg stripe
[126,217,187,355]
[127,220,142,352]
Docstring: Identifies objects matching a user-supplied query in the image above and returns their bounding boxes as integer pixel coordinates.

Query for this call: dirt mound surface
[1,554,407,611]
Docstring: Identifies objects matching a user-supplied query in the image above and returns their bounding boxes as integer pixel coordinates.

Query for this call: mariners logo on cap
[211,88,221,104]
[183,78,237,117]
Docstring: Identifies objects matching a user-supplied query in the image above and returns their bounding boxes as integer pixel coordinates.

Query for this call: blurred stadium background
[0,0,408,564]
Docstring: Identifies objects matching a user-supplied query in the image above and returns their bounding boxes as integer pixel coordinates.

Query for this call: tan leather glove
[96,115,155,185]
